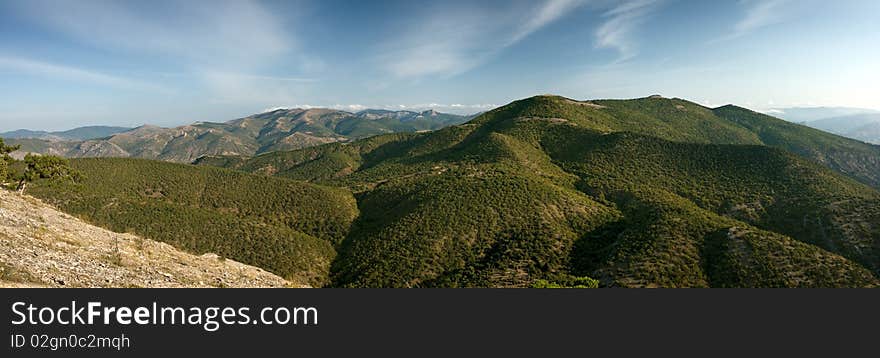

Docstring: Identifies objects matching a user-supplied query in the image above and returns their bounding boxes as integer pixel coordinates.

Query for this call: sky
[0,0,878,131]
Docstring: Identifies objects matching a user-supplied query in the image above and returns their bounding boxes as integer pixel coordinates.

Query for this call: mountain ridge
[5,108,472,163]
[27,94,879,287]
[198,95,880,190]
[0,126,132,141]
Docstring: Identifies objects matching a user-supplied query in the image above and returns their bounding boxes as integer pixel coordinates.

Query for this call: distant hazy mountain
[841,121,880,144]
[5,109,472,163]
[766,107,880,144]
[801,113,880,144]
[0,129,51,139]
[769,107,879,123]
[804,113,880,133]
[0,126,131,141]
[54,126,135,140]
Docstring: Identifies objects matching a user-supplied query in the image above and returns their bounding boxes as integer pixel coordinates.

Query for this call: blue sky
[1,0,878,131]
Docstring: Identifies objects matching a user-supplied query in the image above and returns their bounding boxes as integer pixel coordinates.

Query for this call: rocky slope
[0,190,300,288]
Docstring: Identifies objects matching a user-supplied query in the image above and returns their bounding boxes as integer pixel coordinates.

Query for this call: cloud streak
[594,0,663,61]
[712,0,791,43]
[381,0,587,79]
[0,56,167,92]
[199,70,314,105]
[9,0,310,101]
[12,0,292,68]
[508,0,586,45]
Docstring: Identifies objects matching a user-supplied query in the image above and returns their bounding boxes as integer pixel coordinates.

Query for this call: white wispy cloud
[0,56,167,92]
[712,0,791,43]
[594,0,663,61]
[381,0,587,78]
[507,0,586,45]
[204,72,317,83]
[200,71,313,105]
[9,0,309,101]
[12,0,292,67]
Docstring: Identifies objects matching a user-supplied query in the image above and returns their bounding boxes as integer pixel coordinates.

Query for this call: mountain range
[26,95,880,287]
[802,113,880,145]
[769,107,880,144]
[3,109,471,163]
[769,106,878,122]
[0,126,131,141]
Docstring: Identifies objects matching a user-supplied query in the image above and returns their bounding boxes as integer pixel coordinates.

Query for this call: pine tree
[0,138,20,185]
[17,154,80,194]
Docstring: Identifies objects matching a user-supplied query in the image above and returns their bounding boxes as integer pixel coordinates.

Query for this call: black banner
[2,289,877,356]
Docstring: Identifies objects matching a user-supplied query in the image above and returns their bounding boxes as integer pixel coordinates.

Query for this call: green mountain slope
[28,158,358,286]
[33,95,880,287]
[331,167,619,287]
[190,95,879,287]
[208,95,880,190]
[539,127,880,276]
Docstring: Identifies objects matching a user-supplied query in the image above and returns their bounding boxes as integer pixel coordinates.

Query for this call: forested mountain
[31,95,880,287]
[5,109,471,163]
[29,158,358,286]
[206,95,880,189]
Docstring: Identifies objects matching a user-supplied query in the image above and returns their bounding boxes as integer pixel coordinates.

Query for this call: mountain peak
[714,104,760,114]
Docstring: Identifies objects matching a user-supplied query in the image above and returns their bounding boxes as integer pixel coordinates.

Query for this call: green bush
[532,276,600,288]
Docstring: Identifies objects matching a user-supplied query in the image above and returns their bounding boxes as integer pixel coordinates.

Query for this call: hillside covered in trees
[29,158,357,286]
[30,95,880,287]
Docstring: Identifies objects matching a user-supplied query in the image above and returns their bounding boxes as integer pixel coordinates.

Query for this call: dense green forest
[32,95,880,287]
[29,158,358,286]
